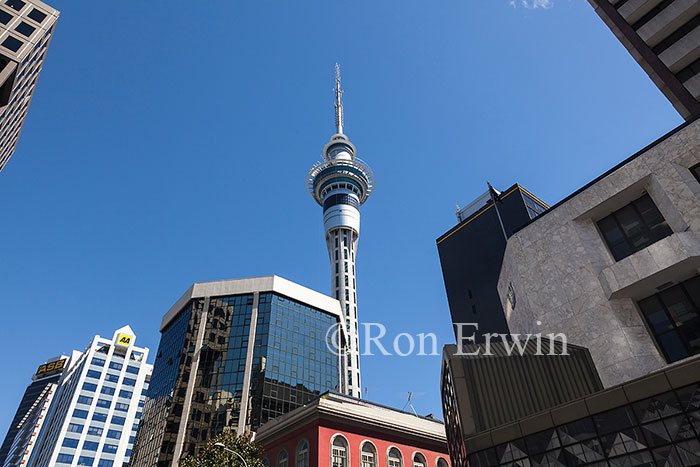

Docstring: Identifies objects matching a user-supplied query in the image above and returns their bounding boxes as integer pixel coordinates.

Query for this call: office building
[256,391,450,467]
[456,355,700,466]
[0,356,68,466]
[496,118,700,388]
[436,184,548,341]
[0,0,58,173]
[28,326,152,467]
[130,276,346,467]
[587,0,700,120]
[440,341,603,467]
[307,65,374,397]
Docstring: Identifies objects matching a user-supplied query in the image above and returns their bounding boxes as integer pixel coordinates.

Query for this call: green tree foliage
[180,431,266,467]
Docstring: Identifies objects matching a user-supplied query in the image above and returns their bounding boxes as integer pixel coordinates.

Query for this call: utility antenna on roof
[402,392,418,415]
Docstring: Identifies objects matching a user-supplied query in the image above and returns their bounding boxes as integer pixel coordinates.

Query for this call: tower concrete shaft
[307,65,373,398]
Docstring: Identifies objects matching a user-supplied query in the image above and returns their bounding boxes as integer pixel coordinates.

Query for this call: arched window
[297,440,309,467]
[278,449,288,467]
[413,452,427,467]
[360,442,377,467]
[331,436,348,467]
[436,457,449,467]
[387,447,403,467]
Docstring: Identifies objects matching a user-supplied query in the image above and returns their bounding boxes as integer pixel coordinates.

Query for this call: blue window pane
[92,413,108,422]
[97,460,114,467]
[73,409,88,419]
[77,395,93,405]
[86,370,101,379]
[87,426,103,436]
[77,456,94,466]
[129,435,136,444]
[102,444,118,454]
[114,402,129,412]
[125,449,132,457]
[83,441,99,451]
[57,454,74,464]
[119,390,132,399]
[96,399,111,408]
[67,423,83,433]
[109,362,122,370]
[62,438,79,448]
[122,377,136,386]
[125,366,139,374]
[91,358,105,367]
[82,383,97,392]
[100,386,115,395]
[106,429,121,439]
[105,374,119,383]
[111,416,126,426]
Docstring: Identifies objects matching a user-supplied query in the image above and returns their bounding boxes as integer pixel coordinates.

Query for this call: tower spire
[334,63,344,134]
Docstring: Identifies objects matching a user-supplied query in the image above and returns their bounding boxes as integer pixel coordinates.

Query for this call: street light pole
[214,442,249,467]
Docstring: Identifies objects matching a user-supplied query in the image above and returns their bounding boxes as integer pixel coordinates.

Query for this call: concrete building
[496,117,700,389]
[0,356,68,466]
[27,326,152,467]
[0,0,58,173]
[256,392,450,467]
[587,0,700,120]
[130,275,347,467]
[436,184,548,341]
[307,65,374,397]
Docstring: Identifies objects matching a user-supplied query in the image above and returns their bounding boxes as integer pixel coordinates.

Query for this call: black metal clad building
[436,184,548,342]
[440,341,603,467]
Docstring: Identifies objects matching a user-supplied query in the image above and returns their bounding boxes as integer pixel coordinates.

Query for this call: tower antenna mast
[334,63,344,134]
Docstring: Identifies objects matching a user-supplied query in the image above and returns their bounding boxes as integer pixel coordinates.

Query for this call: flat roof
[160,275,341,332]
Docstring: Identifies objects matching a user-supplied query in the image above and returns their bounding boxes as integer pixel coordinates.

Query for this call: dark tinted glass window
[83,441,99,451]
[5,0,24,11]
[100,386,115,395]
[67,423,83,433]
[91,357,105,367]
[27,8,46,23]
[62,438,79,448]
[77,456,94,466]
[106,429,121,439]
[2,36,22,52]
[14,21,33,36]
[597,194,672,261]
[691,163,700,184]
[96,399,110,408]
[638,276,700,363]
[77,395,93,405]
[0,9,11,24]
[103,444,118,454]
[92,412,108,422]
[73,409,89,419]
[87,426,103,436]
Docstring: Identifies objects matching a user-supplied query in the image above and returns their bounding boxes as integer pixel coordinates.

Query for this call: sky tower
[308,64,374,398]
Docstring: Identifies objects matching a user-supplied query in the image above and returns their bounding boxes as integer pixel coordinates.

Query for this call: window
[105,373,119,382]
[119,390,133,399]
[67,423,83,433]
[77,456,94,466]
[111,415,126,425]
[83,441,99,451]
[413,453,427,467]
[14,21,34,37]
[5,0,24,11]
[86,370,101,379]
[297,440,309,467]
[92,413,108,422]
[436,458,449,467]
[62,438,79,448]
[109,361,123,370]
[0,10,12,24]
[691,163,700,184]
[122,377,136,386]
[96,399,111,408]
[77,395,93,405]
[331,436,348,467]
[91,357,105,367]
[97,461,113,467]
[388,448,403,467]
[114,402,129,412]
[102,444,118,454]
[83,382,97,392]
[57,454,74,464]
[360,442,377,467]
[106,429,121,439]
[73,409,89,419]
[126,365,139,374]
[87,426,103,437]
[27,7,46,23]
[101,386,115,396]
[1,36,22,52]
[277,449,288,467]
[597,194,672,261]
[637,275,700,363]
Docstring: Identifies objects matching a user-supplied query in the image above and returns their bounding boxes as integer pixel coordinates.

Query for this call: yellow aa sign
[117,334,132,346]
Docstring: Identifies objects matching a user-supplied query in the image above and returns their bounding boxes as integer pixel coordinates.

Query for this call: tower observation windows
[323,193,359,211]
[597,194,672,261]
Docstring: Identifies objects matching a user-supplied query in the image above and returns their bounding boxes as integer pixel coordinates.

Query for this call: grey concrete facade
[497,118,700,388]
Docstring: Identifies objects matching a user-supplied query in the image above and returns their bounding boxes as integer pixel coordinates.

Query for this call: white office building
[28,326,152,467]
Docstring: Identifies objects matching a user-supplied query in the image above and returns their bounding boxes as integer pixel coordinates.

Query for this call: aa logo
[117,334,132,346]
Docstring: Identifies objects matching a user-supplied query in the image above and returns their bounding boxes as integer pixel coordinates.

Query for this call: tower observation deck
[307,64,374,398]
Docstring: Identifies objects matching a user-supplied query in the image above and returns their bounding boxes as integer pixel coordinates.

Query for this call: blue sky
[0,0,683,429]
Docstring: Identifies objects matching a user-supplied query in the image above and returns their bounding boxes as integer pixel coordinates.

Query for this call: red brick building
[256,392,450,467]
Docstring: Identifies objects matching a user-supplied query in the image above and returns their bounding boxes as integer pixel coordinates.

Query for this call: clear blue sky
[0,0,683,428]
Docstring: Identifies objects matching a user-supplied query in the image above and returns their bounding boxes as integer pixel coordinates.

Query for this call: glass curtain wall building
[0,356,68,466]
[0,0,58,173]
[130,275,345,467]
[27,326,152,467]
